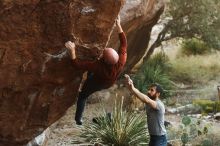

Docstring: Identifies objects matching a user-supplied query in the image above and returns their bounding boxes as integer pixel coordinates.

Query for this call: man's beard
[147,93,157,100]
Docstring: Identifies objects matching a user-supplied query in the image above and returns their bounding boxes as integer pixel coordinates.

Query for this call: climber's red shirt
[72,32,127,87]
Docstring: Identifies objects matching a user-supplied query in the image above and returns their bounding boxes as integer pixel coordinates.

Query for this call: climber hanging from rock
[65,16,127,125]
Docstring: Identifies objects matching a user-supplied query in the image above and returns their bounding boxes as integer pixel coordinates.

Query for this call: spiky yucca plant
[80,98,149,146]
[133,53,172,97]
[181,38,209,56]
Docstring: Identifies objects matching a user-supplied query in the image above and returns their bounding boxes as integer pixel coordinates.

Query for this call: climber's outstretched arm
[116,16,127,66]
[116,16,123,33]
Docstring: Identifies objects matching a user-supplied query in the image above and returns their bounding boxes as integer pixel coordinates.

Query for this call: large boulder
[0,0,164,145]
[0,0,124,145]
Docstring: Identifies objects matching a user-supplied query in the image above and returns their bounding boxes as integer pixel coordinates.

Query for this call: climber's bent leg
[75,79,104,125]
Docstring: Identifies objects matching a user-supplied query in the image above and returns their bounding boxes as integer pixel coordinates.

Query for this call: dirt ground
[46,102,220,146]
[45,81,220,146]
[47,104,102,146]
[47,106,220,146]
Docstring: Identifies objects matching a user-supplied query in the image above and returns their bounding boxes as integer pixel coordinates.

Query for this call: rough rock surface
[0,0,124,145]
[0,0,164,145]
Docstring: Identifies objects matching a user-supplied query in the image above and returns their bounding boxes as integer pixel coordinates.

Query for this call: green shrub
[143,52,170,71]
[193,99,220,113]
[201,139,213,146]
[167,116,213,146]
[181,38,209,56]
[79,98,149,146]
[181,133,189,146]
[133,53,173,98]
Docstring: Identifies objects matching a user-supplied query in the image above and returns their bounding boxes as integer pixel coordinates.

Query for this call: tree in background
[143,0,220,61]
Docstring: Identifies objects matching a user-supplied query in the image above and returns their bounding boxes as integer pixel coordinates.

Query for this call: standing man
[65,16,127,125]
[125,74,167,146]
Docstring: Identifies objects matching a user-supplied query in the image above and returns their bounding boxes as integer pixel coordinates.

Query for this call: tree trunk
[142,23,172,63]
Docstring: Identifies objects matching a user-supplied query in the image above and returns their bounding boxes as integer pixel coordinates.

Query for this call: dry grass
[168,52,220,84]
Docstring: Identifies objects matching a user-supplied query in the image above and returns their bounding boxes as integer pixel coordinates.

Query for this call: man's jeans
[149,135,167,146]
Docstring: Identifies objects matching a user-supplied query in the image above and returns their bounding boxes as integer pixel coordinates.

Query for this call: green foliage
[133,53,173,98]
[202,139,213,146]
[182,116,191,126]
[181,38,209,55]
[167,0,220,50]
[181,116,191,145]
[143,52,170,70]
[168,52,220,84]
[145,0,220,61]
[181,133,189,145]
[167,116,213,145]
[80,99,149,146]
[193,99,220,113]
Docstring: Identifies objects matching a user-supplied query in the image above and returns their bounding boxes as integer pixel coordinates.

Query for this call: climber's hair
[149,83,163,94]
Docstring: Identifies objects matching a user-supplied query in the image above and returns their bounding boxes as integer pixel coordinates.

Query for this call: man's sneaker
[75,120,83,125]
[75,124,83,129]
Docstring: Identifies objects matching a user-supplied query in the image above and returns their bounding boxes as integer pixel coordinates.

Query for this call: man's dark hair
[150,83,163,94]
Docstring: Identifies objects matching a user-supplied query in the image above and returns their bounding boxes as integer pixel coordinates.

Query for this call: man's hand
[116,16,123,33]
[65,41,76,59]
[124,74,134,91]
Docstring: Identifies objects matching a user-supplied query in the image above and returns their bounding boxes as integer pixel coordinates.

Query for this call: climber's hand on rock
[65,41,75,50]
[65,41,76,59]
[116,16,123,33]
[116,16,121,26]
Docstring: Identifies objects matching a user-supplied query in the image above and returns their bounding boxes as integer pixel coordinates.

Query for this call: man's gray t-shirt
[145,99,166,136]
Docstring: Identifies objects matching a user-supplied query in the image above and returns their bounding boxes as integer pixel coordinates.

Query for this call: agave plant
[80,97,149,146]
[133,53,173,98]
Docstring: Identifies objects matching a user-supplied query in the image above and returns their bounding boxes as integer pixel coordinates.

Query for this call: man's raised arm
[124,74,157,109]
